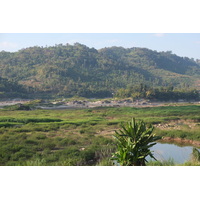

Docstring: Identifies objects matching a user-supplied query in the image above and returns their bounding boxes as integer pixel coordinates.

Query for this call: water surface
[149,142,200,164]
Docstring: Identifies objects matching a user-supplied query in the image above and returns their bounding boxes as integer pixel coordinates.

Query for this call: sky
[0,33,200,60]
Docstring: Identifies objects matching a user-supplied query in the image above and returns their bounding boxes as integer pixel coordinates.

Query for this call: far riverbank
[1,98,199,109]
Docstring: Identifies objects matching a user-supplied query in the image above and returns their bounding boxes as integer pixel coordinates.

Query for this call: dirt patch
[161,137,200,147]
[97,129,115,137]
[155,119,198,130]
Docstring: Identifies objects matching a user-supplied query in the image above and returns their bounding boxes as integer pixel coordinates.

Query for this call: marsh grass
[147,158,175,166]
[0,124,114,166]
[0,104,200,165]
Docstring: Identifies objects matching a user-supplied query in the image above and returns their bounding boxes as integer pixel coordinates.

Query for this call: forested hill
[0,76,28,98]
[0,43,200,98]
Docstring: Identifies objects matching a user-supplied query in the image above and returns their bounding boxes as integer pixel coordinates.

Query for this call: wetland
[0,99,200,166]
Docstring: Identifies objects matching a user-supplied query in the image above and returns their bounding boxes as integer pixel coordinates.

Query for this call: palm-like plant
[112,118,162,166]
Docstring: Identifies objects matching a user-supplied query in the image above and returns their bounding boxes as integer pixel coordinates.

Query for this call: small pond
[148,142,200,164]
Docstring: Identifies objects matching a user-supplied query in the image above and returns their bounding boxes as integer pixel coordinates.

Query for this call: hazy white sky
[0,33,200,59]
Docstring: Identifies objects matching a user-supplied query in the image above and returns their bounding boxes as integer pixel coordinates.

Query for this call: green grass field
[0,104,200,166]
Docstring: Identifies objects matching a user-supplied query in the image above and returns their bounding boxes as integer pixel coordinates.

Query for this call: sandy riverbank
[0,99,199,109]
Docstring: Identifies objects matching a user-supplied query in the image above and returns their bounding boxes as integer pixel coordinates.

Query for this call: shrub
[25,140,39,145]
[107,121,119,125]
[180,133,187,139]
[41,140,56,150]
[60,138,77,146]
[36,134,47,140]
[3,104,31,111]
[191,148,200,162]
[80,149,96,164]
[112,118,162,166]
[80,129,85,134]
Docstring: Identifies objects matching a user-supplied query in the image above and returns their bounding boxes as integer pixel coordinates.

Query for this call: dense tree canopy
[0,77,28,98]
[0,43,200,99]
[115,84,200,101]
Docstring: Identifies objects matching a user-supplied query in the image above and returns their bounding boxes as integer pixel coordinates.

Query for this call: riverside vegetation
[0,102,200,166]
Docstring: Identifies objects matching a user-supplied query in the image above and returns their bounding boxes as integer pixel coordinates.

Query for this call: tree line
[115,84,200,101]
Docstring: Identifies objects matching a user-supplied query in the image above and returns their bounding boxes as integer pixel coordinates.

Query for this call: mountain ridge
[0,43,200,98]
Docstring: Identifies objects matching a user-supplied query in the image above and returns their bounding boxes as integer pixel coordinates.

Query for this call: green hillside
[0,43,200,98]
[0,76,28,99]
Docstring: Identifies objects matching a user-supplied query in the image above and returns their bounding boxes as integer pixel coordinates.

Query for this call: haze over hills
[0,43,200,99]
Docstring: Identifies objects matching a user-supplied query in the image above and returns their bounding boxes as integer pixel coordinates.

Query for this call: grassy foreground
[0,104,200,166]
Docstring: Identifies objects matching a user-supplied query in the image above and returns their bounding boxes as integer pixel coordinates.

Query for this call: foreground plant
[191,147,200,162]
[112,118,162,166]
